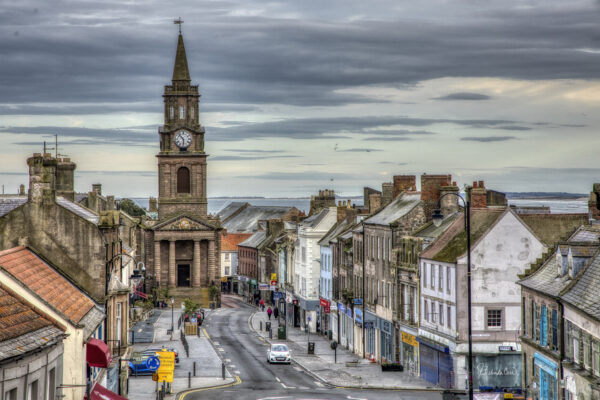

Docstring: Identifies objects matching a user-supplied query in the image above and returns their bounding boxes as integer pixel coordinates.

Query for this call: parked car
[128,354,156,375]
[142,347,179,364]
[267,343,291,364]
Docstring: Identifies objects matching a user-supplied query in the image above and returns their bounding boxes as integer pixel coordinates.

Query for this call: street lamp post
[432,193,473,400]
[170,297,175,340]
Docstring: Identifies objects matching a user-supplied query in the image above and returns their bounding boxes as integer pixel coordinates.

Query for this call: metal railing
[180,329,189,357]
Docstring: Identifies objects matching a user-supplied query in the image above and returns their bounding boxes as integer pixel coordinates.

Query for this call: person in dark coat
[273,307,279,319]
[267,307,272,320]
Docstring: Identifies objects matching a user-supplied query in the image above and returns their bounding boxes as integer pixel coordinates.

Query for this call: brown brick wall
[420,174,452,220]
[393,175,416,198]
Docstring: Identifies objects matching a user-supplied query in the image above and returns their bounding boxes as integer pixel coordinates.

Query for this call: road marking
[280,383,295,389]
[258,336,265,342]
[137,328,142,332]
[218,348,225,352]
[214,341,220,345]
[234,370,241,374]
[293,367,302,371]
[315,381,324,387]
[225,358,231,362]
[275,377,281,382]
[202,328,210,340]
[229,364,236,368]
[346,396,367,400]
[179,375,242,399]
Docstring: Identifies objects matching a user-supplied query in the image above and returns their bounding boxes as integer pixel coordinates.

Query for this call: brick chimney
[382,183,394,207]
[19,184,25,196]
[27,153,57,204]
[440,181,460,216]
[337,200,357,222]
[55,157,76,201]
[420,174,452,220]
[369,193,382,214]
[469,180,487,209]
[149,197,158,212]
[92,183,102,195]
[393,175,416,198]
[588,183,600,221]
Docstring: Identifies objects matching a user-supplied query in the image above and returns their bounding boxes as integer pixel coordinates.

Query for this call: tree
[119,198,146,216]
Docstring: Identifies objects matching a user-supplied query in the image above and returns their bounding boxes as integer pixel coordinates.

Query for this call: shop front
[534,352,558,400]
[331,310,339,342]
[418,337,453,389]
[379,317,394,362]
[249,279,258,302]
[319,298,331,336]
[364,311,377,359]
[400,330,419,375]
[286,291,300,328]
[473,353,521,391]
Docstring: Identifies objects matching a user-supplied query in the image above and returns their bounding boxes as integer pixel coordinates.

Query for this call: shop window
[487,309,502,328]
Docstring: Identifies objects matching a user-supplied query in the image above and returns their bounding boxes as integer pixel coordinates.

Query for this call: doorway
[177,264,190,287]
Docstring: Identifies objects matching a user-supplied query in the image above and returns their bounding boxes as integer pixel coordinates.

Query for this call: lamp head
[171,297,174,304]
[432,209,444,227]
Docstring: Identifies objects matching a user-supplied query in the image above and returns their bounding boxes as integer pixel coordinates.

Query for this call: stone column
[169,240,176,288]
[208,239,216,286]
[193,240,201,287]
[154,241,161,287]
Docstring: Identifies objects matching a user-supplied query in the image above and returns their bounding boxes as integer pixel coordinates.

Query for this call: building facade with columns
[143,30,221,302]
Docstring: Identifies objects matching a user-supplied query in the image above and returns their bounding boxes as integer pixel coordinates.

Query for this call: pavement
[250,303,439,391]
[127,307,235,400]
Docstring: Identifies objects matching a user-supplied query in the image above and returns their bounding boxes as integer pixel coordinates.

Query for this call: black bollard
[188,371,191,388]
[193,361,196,377]
[269,328,272,339]
[222,362,226,380]
[260,321,263,331]
[131,330,135,345]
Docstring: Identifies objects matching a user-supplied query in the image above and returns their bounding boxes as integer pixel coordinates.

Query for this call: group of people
[259,298,279,320]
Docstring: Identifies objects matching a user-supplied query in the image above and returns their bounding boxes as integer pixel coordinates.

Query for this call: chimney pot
[479,180,484,188]
[473,181,478,188]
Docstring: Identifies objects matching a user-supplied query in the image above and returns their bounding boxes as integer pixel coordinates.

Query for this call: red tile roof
[221,233,253,252]
[0,285,65,342]
[0,246,95,325]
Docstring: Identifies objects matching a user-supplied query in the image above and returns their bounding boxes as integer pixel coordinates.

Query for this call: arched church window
[177,167,190,193]
[170,106,174,119]
[179,105,185,120]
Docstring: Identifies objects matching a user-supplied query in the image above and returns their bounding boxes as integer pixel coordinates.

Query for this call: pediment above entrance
[152,214,219,232]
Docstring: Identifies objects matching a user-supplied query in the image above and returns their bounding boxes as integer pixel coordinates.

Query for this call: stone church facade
[144,32,221,302]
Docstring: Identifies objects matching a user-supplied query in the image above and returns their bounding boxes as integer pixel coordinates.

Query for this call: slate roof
[56,196,99,224]
[301,207,333,229]
[420,209,505,263]
[221,233,253,252]
[518,252,574,298]
[519,214,588,247]
[569,226,600,243]
[364,193,421,226]
[319,219,352,246]
[561,250,600,320]
[0,246,97,325]
[238,231,267,249]
[0,286,65,361]
[415,213,461,240]
[222,205,296,233]
[216,202,249,221]
[0,196,27,217]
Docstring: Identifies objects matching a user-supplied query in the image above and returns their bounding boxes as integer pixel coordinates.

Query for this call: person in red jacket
[267,306,272,320]
[259,298,265,311]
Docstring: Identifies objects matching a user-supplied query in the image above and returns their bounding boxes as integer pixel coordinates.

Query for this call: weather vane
[174,17,183,34]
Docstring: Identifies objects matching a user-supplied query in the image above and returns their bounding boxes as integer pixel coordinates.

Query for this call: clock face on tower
[174,129,192,150]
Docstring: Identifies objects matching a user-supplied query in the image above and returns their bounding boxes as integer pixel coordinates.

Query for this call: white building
[294,207,337,333]
[419,207,576,390]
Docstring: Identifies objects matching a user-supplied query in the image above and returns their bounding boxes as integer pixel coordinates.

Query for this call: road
[183,295,444,400]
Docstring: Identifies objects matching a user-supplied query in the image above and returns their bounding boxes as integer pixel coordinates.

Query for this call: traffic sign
[146,356,160,371]
[156,350,175,383]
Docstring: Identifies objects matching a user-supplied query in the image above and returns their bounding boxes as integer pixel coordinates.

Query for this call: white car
[267,343,291,364]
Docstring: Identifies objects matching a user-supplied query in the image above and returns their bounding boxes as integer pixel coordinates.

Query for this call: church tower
[157,32,207,220]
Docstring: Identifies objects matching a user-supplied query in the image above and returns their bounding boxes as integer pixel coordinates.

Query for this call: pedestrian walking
[260,298,265,311]
[267,307,272,320]
[273,307,279,319]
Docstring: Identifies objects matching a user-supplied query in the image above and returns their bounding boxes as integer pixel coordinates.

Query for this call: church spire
[172,33,191,82]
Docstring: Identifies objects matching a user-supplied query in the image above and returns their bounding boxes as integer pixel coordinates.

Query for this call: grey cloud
[461,136,517,142]
[492,126,532,131]
[339,148,382,152]
[362,137,412,141]
[378,162,408,165]
[225,149,285,153]
[211,155,300,161]
[433,92,491,101]
[0,0,599,110]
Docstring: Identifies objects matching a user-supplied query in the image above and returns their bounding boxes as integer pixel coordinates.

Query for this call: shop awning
[89,382,127,400]
[86,338,112,368]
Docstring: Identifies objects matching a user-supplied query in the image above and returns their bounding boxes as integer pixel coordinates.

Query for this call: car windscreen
[272,345,288,352]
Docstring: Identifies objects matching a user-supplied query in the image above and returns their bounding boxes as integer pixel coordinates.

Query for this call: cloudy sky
[1,0,599,197]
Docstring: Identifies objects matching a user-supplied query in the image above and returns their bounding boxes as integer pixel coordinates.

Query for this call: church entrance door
[177,264,191,287]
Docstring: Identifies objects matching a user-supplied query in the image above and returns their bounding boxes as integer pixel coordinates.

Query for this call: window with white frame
[179,105,185,119]
[424,300,429,322]
[447,305,452,329]
[48,367,56,400]
[169,106,174,119]
[446,266,451,294]
[430,264,435,289]
[116,302,122,343]
[439,266,443,292]
[439,303,444,326]
[431,301,437,323]
[388,238,392,261]
[487,309,502,328]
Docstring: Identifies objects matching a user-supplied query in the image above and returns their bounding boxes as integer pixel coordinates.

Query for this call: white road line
[214,341,220,345]
[275,377,281,382]
[137,328,142,332]
[229,364,236,368]
[293,367,302,372]
[280,383,295,389]
[225,358,231,362]
[315,381,324,387]
[234,370,241,374]
[218,348,225,352]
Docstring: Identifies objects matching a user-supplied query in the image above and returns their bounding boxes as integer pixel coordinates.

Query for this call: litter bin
[308,341,315,355]
[278,326,286,340]
[265,322,271,332]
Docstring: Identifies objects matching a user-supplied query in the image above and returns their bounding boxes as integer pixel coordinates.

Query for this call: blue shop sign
[354,308,363,324]
[346,307,353,318]
[338,303,346,314]
[353,298,363,305]
[273,291,284,300]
